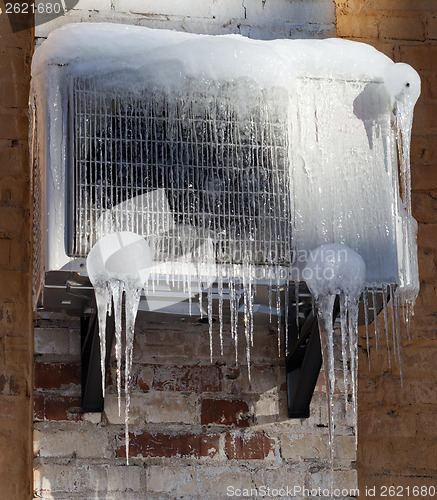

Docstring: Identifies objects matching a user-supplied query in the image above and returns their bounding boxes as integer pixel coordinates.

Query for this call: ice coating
[304,244,365,467]
[31,24,422,470]
[87,232,153,462]
[32,23,395,86]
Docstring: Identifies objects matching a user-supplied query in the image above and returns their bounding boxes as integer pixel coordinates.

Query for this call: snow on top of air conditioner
[31,22,419,104]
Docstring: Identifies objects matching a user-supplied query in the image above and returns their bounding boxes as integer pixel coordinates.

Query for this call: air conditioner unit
[31,23,419,415]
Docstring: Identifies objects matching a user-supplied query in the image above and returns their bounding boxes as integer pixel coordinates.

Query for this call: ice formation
[87,232,153,462]
[31,24,421,466]
[303,244,365,464]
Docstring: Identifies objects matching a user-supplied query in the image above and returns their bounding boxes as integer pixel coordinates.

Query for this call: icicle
[388,284,397,363]
[284,282,289,355]
[371,287,379,351]
[86,232,152,463]
[339,294,349,405]
[244,284,251,383]
[94,285,111,398]
[276,284,281,356]
[363,288,371,368]
[316,294,337,467]
[124,285,142,465]
[248,265,255,349]
[382,286,391,367]
[208,286,214,363]
[187,275,192,316]
[110,280,124,416]
[303,243,366,469]
[218,273,224,356]
[348,298,359,448]
[199,285,203,319]
[394,292,404,389]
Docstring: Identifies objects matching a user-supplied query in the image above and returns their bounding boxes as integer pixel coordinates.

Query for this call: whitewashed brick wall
[33,312,358,499]
[35,0,336,39]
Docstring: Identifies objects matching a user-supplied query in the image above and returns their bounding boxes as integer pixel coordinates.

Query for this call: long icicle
[124,286,142,464]
[95,284,111,398]
[339,294,349,405]
[315,295,337,473]
[111,280,124,416]
[348,298,360,448]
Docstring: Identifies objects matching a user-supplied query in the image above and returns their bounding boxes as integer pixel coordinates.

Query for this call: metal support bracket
[81,302,115,412]
[286,307,322,418]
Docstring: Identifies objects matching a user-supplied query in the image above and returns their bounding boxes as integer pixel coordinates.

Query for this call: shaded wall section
[335,0,437,495]
[0,2,34,499]
[33,314,358,499]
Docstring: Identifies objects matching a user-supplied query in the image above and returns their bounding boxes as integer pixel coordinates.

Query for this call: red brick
[418,223,437,250]
[359,436,437,475]
[399,44,437,72]
[418,251,436,282]
[0,53,27,83]
[0,81,29,109]
[225,431,274,460]
[368,0,437,12]
[412,192,437,223]
[380,16,425,41]
[413,101,437,131]
[152,364,222,392]
[336,0,437,14]
[34,362,81,390]
[410,134,432,165]
[412,164,437,190]
[0,141,28,177]
[0,111,29,141]
[33,393,44,421]
[118,431,219,459]
[0,206,26,235]
[428,17,437,40]
[336,14,379,39]
[34,394,82,421]
[201,398,250,427]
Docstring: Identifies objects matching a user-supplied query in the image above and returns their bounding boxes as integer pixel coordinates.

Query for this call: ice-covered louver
[31,24,420,460]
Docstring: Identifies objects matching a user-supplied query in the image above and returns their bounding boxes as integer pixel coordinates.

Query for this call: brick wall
[0,3,34,500]
[334,1,437,496]
[34,0,336,39]
[33,313,358,499]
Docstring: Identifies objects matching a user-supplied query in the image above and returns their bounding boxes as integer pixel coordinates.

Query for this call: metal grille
[70,77,292,268]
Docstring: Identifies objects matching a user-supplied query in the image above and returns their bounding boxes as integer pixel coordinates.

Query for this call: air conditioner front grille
[69,77,293,268]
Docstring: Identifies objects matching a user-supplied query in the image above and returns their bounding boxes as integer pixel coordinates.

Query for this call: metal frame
[80,300,115,412]
[286,297,322,418]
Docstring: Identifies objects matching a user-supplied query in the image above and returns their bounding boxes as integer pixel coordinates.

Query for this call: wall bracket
[286,306,322,419]
[80,303,115,412]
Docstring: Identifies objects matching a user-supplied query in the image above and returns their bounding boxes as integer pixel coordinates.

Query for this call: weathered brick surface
[201,398,250,427]
[225,430,275,460]
[0,1,33,499]
[34,362,81,390]
[150,364,222,392]
[34,0,337,39]
[335,2,437,497]
[117,430,220,459]
[34,315,358,498]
